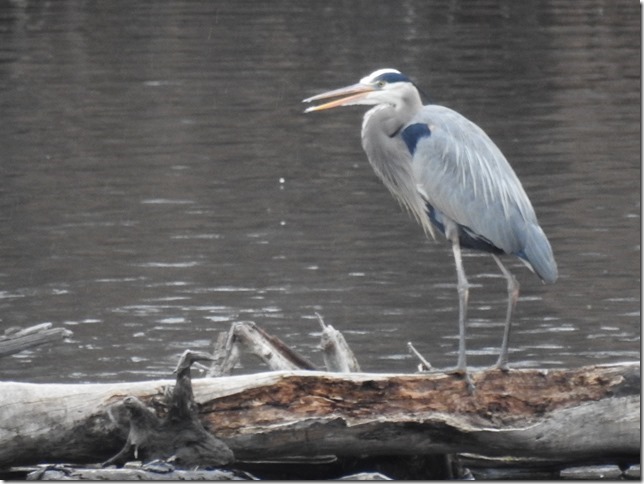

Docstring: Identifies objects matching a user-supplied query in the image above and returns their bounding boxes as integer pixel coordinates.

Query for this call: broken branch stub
[317,313,361,373]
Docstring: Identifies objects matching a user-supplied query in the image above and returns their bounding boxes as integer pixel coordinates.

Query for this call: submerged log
[0,323,73,358]
[0,362,639,470]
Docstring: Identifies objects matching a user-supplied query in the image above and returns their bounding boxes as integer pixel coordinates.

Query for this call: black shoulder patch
[401,123,431,155]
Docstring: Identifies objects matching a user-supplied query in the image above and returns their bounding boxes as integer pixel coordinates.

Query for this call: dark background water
[0,0,639,383]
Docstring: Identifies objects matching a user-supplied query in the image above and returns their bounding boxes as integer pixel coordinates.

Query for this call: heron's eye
[375,80,386,88]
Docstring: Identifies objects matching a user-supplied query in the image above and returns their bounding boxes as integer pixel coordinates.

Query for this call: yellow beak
[302,83,376,113]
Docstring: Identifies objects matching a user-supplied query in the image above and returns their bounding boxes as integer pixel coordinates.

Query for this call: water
[0,1,639,383]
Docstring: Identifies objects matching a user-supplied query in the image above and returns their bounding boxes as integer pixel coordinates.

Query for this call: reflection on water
[0,0,639,383]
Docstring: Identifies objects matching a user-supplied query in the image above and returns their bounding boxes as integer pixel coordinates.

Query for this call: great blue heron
[302,68,557,377]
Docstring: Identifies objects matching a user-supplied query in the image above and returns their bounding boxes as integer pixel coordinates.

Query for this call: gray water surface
[0,1,639,383]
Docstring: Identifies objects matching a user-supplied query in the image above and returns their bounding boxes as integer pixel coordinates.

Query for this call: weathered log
[0,362,639,471]
[0,323,73,358]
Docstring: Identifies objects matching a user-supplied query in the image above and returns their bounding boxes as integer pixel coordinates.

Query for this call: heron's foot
[494,356,510,372]
[417,366,475,394]
[449,364,475,394]
[459,369,475,395]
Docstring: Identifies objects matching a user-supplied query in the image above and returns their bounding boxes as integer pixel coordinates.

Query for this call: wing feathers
[407,106,557,282]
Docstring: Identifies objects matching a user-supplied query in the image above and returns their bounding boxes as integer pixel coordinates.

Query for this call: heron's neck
[359,101,434,240]
[399,87,423,121]
[363,91,423,137]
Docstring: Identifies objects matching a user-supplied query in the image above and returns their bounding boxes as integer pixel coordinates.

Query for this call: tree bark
[0,362,639,469]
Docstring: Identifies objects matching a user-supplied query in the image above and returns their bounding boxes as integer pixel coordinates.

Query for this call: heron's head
[303,68,419,112]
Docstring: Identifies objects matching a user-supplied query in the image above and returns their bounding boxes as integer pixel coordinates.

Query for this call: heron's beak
[302,83,375,113]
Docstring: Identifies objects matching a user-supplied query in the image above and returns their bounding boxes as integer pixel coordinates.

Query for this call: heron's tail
[518,223,558,284]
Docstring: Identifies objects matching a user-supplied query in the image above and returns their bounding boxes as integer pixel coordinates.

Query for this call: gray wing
[405,105,557,283]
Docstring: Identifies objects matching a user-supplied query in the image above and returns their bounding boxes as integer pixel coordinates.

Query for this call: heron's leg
[450,237,469,372]
[491,254,520,370]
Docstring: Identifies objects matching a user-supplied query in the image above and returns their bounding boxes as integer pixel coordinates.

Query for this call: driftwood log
[0,363,639,470]
[0,322,640,479]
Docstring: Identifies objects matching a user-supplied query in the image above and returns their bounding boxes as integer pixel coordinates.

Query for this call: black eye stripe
[373,72,411,84]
